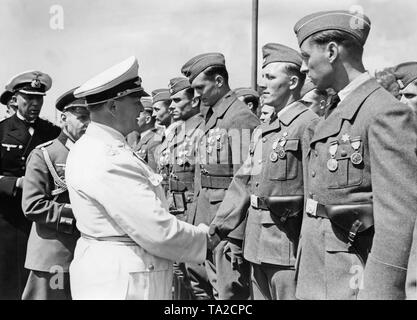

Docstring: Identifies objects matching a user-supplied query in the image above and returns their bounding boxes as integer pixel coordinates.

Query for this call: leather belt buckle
[250,194,259,209]
[306,198,318,217]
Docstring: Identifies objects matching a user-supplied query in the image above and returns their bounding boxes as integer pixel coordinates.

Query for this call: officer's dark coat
[191,91,260,240]
[22,132,79,273]
[133,128,163,172]
[0,113,60,299]
[211,102,318,266]
[296,78,417,300]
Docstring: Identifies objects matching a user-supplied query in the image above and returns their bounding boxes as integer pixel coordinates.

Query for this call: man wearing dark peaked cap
[293,10,417,299]
[0,70,61,299]
[210,43,318,300]
[21,88,90,300]
[182,52,260,299]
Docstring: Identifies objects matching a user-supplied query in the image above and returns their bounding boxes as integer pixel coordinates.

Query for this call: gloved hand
[16,176,24,189]
[223,240,244,271]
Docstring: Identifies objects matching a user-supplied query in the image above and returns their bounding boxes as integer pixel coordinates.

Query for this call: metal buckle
[250,195,259,209]
[306,198,318,217]
[348,220,363,244]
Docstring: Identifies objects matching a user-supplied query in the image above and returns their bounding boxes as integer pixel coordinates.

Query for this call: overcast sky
[1,0,416,122]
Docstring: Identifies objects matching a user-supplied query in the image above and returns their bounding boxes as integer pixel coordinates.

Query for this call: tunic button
[21,166,25,170]
[262,138,266,143]
[258,160,262,164]
[340,150,348,157]
[21,157,25,161]
[311,171,316,177]
[148,264,154,271]
[255,182,259,187]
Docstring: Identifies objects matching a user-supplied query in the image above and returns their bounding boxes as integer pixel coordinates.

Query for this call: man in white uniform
[65,56,210,300]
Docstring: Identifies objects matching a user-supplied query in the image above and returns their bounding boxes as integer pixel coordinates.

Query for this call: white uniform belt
[81,233,136,245]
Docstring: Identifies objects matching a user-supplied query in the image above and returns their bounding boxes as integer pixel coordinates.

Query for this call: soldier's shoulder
[35,140,54,149]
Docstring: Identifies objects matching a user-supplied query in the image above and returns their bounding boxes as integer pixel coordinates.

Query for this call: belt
[169,172,194,191]
[200,174,233,189]
[81,233,136,245]
[250,195,269,210]
[305,199,374,244]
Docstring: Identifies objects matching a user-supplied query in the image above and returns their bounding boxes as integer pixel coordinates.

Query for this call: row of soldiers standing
[0,8,416,300]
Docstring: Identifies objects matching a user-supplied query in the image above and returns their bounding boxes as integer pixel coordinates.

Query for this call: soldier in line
[393,62,417,113]
[21,87,90,300]
[209,43,318,299]
[259,104,275,124]
[181,52,260,299]
[130,96,162,171]
[299,77,328,117]
[293,10,417,299]
[0,89,18,118]
[0,71,61,299]
[234,87,260,116]
[166,76,212,299]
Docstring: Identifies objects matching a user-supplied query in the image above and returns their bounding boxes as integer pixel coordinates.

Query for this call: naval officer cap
[56,87,88,112]
[294,10,371,46]
[151,88,171,104]
[74,56,149,105]
[393,62,417,89]
[168,77,190,96]
[262,43,302,68]
[181,53,225,83]
[0,90,14,105]
[234,87,260,99]
[140,96,154,113]
[6,70,52,96]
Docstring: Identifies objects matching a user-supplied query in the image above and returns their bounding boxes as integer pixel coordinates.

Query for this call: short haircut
[283,62,306,90]
[242,95,259,111]
[203,65,229,84]
[310,30,364,60]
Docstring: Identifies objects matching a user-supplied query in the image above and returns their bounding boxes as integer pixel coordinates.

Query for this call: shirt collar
[338,71,371,102]
[277,100,298,118]
[140,128,153,139]
[86,121,127,145]
[16,110,36,123]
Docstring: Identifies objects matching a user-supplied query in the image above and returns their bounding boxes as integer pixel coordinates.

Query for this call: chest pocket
[327,138,364,189]
[268,139,300,181]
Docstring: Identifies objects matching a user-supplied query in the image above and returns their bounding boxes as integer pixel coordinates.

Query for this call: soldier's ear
[327,41,339,64]
[214,74,224,88]
[289,75,300,91]
[145,115,152,124]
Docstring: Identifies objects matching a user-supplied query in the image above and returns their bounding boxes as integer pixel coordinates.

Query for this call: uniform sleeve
[21,148,75,233]
[406,221,417,299]
[358,105,417,300]
[0,176,18,197]
[90,153,208,264]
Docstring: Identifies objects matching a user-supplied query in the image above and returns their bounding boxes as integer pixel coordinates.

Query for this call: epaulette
[36,140,54,149]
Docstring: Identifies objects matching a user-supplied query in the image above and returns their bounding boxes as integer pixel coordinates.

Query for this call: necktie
[325,94,340,119]
[205,107,213,124]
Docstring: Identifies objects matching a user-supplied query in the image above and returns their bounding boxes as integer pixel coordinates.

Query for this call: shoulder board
[36,140,54,149]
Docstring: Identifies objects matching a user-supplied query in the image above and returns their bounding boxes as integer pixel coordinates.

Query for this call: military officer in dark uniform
[0,71,61,299]
[209,44,318,299]
[21,87,90,300]
[293,10,417,299]
[1,89,18,118]
[130,97,162,171]
[181,53,260,299]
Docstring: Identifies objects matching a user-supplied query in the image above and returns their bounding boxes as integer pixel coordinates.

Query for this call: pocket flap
[325,231,350,252]
[284,139,299,151]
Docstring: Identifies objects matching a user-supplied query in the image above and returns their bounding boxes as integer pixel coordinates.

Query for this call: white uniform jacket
[65,122,207,299]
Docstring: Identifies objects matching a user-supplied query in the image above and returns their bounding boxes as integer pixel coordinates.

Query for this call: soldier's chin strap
[41,147,67,197]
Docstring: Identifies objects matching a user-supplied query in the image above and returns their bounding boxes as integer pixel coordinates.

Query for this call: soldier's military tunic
[132,128,163,172]
[21,132,79,300]
[296,73,417,300]
[211,101,318,299]
[193,90,260,299]
[0,113,60,299]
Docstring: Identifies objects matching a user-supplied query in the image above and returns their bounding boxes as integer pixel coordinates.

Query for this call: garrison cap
[300,77,317,97]
[0,90,14,105]
[393,62,417,89]
[56,87,88,112]
[181,53,225,83]
[140,96,154,113]
[6,70,52,96]
[262,43,302,68]
[74,56,149,105]
[234,87,260,99]
[294,10,371,46]
[168,77,190,96]
[151,88,171,104]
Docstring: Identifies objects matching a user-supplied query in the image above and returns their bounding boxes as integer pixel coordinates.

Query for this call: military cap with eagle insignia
[5,70,52,96]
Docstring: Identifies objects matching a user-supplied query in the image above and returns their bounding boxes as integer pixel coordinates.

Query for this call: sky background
[1,0,416,122]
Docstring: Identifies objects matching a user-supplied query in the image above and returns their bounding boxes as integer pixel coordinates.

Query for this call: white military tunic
[66,122,208,300]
